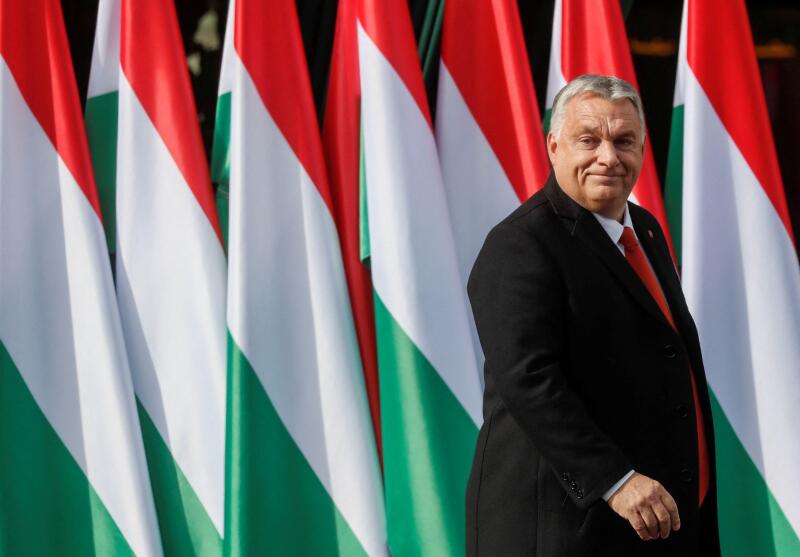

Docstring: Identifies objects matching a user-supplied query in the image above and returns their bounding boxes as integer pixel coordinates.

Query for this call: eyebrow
[573,125,638,138]
[574,125,602,135]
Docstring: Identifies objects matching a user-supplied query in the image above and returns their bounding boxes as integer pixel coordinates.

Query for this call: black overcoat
[465,175,721,556]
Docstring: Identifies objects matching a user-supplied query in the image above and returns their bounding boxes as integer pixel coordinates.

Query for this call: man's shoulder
[493,187,556,235]
[469,188,561,295]
[472,187,562,271]
[627,201,660,227]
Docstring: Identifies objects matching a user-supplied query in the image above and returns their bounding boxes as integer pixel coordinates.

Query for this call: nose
[596,139,620,167]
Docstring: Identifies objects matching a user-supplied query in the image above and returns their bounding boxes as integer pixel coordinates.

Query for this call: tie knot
[620,226,638,250]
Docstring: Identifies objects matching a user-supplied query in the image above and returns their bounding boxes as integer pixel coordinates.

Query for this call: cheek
[620,152,643,170]
[575,157,595,176]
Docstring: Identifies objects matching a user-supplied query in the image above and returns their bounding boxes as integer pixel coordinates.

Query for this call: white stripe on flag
[545,0,566,110]
[435,63,520,291]
[682,65,800,535]
[116,72,227,534]
[357,23,482,425]
[0,58,162,557]
[226,53,386,556]
[217,1,235,98]
[87,0,119,98]
[672,0,688,108]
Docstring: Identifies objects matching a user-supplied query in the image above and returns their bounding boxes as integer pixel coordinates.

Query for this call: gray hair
[549,74,645,140]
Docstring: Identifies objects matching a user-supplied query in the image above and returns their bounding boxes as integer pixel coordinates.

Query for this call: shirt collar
[592,203,634,246]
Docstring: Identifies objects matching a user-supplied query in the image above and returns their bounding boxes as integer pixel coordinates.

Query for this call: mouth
[588,174,624,184]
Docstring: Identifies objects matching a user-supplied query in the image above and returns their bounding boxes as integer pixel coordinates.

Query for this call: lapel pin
[648,229,654,238]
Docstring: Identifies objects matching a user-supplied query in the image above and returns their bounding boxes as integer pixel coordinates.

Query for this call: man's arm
[603,470,635,501]
[469,222,681,540]
[467,221,631,509]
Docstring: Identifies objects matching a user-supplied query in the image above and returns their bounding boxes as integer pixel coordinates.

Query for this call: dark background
[60,0,800,247]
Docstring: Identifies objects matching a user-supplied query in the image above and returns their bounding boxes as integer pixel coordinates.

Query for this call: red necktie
[620,227,709,506]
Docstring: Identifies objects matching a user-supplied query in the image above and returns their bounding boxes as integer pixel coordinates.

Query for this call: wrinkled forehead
[567,94,642,134]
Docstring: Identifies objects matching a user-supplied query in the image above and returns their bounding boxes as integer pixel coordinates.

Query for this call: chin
[587,193,627,212]
[587,187,624,201]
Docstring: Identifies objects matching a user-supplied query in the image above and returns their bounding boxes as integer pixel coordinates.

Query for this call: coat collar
[543,173,674,330]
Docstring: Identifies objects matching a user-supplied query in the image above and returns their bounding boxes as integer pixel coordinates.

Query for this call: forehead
[566,94,641,131]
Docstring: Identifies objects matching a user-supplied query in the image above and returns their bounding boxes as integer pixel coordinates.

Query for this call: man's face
[547,93,644,221]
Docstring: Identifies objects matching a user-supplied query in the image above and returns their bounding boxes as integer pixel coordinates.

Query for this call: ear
[546,131,558,165]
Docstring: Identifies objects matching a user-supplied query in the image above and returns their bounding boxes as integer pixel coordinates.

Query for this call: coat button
[664,344,677,359]
[680,469,694,483]
[562,472,569,481]
[674,404,689,418]
[577,490,584,499]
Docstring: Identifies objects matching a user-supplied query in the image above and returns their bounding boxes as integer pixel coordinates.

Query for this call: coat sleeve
[467,220,632,509]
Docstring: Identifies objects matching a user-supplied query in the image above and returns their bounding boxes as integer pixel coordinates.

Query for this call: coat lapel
[543,176,673,330]
[631,209,695,341]
[631,209,681,309]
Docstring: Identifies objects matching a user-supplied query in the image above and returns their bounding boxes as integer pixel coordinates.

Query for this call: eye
[578,136,598,147]
[615,138,635,148]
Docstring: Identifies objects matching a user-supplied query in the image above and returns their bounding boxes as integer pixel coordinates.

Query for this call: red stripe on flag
[560,0,674,258]
[441,0,549,201]
[561,0,631,79]
[120,0,222,243]
[233,0,333,213]
[357,0,432,129]
[0,0,101,219]
[323,0,382,460]
[687,0,794,244]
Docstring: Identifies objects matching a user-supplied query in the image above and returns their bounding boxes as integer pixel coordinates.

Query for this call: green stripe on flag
[223,334,368,557]
[620,0,634,20]
[85,91,119,254]
[710,390,800,557]
[359,119,371,264]
[137,402,222,557]
[543,107,552,136]
[0,341,134,556]
[211,92,232,248]
[418,0,444,82]
[664,104,684,265]
[373,293,478,557]
[216,182,230,251]
[211,93,232,188]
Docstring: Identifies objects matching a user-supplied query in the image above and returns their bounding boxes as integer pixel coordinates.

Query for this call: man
[465,74,720,556]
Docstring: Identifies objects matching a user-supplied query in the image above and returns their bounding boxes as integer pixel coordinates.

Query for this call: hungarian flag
[0,0,162,555]
[87,0,228,554]
[222,0,386,555]
[665,0,800,553]
[322,0,383,454]
[436,0,550,313]
[210,0,235,245]
[325,0,484,554]
[544,0,672,249]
